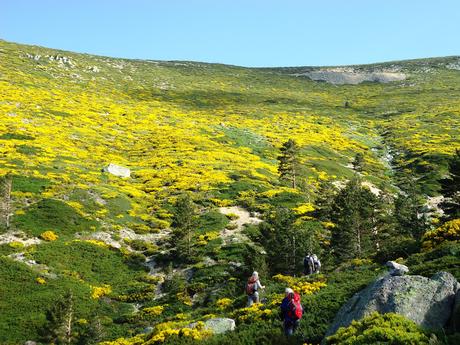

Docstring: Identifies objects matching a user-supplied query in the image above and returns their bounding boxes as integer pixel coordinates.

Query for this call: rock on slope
[325,271,459,337]
[292,67,406,85]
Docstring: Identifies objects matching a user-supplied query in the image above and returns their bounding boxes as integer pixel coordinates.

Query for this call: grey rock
[386,261,409,276]
[325,271,459,338]
[203,318,236,334]
[141,326,154,334]
[24,341,37,345]
[291,68,406,85]
[103,163,131,178]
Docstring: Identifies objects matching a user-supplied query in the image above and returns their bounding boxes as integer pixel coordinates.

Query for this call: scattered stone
[103,163,131,178]
[385,261,409,276]
[25,53,41,61]
[141,326,154,334]
[325,271,459,337]
[203,318,236,334]
[203,256,217,267]
[0,232,41,246]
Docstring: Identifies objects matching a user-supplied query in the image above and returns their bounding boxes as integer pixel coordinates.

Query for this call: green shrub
[14,198,99,237]
[374,236,420,264]
[298,266,380,343]
[405,242,460,280]
[326,312,430,345]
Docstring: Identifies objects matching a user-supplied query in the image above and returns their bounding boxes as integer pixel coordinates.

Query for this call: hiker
[303,253,314,275]
[312,254,321,273]
[280,287,303,336]
[246,271,265,306]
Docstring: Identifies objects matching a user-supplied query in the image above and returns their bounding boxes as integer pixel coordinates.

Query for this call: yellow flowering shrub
[91,284,112,299]
[174,313,190,320]
[196,231,220,245]
[99,334,146,345]
[144,326,211,344]
[422,219,460,251]
[84,239,109,248]
[40,230,58,241]
[272,274,327,295]
[143,305,164,317]
[36,277,46,285]
[216,298,233,310]
[293,203,315,215]
[350,258,373,267]
[232,303,274,323]
[321,221,335,228]
[8,241,24,249]
[176,292,193,306]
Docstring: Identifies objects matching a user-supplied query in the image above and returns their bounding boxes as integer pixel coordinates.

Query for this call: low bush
[325,312,430,345]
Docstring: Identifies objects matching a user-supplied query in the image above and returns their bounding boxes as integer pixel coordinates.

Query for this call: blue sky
[1,0,459,67]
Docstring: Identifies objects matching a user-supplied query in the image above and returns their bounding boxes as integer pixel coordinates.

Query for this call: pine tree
[259,207,321,274]
[394,176,430,240]
[313,180,337,221]
[42,292,75,345]
[439,149,460,220]
[352,152,365,172]
[170,193,198,263]
[278,139,300,189]
[330,176,381,262]
[78,315,105,345]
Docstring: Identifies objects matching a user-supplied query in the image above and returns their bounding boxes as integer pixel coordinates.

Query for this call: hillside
[0,39,459,345]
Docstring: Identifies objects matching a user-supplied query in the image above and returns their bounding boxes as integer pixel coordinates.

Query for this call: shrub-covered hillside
[0,39,459,344]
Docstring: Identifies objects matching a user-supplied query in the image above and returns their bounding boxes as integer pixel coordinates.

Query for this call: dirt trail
[218,206,261,245]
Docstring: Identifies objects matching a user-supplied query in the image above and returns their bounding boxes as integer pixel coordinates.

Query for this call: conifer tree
[259,207,320,274]
[78,315,104,345]
[394,176,430,240]
[330,176,381,262]
[313,181,337,221]
[352,152,365,172]
[170,193,198,262]
[42,292,75,345]
[278,139,300,189]
[439,149,460,220]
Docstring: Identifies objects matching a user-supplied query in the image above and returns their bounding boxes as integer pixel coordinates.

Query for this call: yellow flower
[143,305,164,317]
[36,277,46,285]
[91,284,112,299]
[216,298,232,310]
[40,230,58,241]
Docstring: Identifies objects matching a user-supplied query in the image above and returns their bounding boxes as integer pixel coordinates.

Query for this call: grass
[13,198,99,237]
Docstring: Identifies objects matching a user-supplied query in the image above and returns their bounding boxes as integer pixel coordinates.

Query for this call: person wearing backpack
[303,253,314,275]
[280,287,303,336]
[312,254,321,273]
[246,271,265,306]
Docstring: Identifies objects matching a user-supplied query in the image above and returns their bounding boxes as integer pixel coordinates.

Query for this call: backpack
[287,293,303,320]
[246,279,257,295]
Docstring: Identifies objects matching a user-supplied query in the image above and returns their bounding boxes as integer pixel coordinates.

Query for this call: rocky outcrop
[103,163,130,178]
[325,271,459,337]
[202,318,236,334]
[292,68,406,85]
[386,261,409,276]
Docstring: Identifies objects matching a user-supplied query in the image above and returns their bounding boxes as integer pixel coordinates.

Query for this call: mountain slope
[0,39,459,344]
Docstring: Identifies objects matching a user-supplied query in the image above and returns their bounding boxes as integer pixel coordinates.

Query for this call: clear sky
[1,0,459,67]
